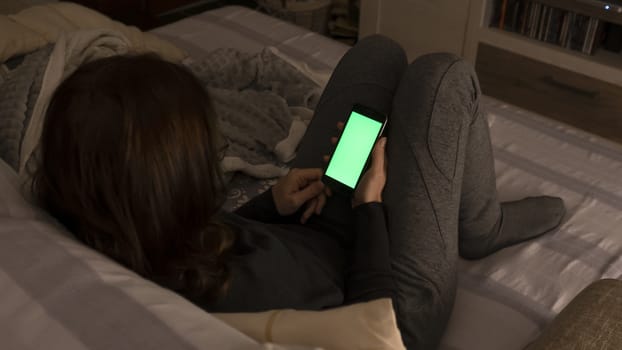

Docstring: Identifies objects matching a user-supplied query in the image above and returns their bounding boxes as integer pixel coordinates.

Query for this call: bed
[151,6,622,350]
[0,2,622,350]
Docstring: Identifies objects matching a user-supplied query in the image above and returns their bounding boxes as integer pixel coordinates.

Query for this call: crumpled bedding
[187,47,322,179]
[0,1,188,180]
[0,30,322,189]
[0,29,136,178]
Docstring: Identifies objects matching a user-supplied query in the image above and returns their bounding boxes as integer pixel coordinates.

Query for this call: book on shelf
[604,22,622,51]
[489,0,622,56]
[544,8,564,44]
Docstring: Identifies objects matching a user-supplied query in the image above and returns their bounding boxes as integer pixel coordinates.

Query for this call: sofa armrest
[526,279,622,350]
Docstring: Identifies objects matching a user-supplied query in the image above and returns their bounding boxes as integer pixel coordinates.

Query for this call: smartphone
[322,104,387,195]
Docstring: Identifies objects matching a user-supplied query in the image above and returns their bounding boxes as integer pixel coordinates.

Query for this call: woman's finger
[323,155,330,163]
[301,197,318,224]
[293,168,323,187]
[371,137,387,173]
[331,136,338,145]
[292,180,325,208]
[337,121,344,131]
[315,193,326,215]
[324,186,332,197]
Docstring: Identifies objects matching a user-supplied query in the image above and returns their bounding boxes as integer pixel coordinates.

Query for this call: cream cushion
[0,2,186,62]
[215,298,406,350]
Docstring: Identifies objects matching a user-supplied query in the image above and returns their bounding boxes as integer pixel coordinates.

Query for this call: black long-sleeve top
[194,188,394,312]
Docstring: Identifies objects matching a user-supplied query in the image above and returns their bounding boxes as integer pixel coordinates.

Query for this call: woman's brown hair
[33,54,234,299]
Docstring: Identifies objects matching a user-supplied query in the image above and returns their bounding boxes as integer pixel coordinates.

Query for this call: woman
[34,35,565,349]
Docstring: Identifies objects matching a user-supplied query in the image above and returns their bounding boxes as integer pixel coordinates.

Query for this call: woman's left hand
[272,168,329,224]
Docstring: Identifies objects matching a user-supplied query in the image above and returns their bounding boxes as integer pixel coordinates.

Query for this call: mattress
[153,6,622,350]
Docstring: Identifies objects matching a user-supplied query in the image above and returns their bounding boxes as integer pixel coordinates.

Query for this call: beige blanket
[0,2,187,176]
[19,29,133,175]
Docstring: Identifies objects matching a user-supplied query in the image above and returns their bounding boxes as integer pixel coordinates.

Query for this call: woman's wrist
[352,197,382,208]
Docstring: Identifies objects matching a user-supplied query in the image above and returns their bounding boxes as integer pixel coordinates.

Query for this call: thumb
[371,137,387,173]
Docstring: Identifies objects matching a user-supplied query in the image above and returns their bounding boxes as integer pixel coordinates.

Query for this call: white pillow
[0,159,268,350]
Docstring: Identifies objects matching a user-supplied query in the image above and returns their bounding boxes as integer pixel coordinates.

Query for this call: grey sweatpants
[292,35,501,350]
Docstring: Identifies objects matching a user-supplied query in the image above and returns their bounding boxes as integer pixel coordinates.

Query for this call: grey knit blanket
[0,46,321,179]
[188,47,322,178]
[0,45,53,174]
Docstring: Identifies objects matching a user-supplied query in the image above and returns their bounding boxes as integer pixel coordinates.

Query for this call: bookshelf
[358,0,622,142]
[477,27,622,85]
[464,0,622,86]
[462,0,622,143]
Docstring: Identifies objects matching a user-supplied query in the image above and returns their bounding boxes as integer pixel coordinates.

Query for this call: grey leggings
[292,35,501,349]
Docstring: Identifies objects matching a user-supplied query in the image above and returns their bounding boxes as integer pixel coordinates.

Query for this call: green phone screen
[325,111,383,189]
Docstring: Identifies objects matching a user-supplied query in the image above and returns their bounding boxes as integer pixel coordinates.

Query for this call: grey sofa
[527,279,622,349]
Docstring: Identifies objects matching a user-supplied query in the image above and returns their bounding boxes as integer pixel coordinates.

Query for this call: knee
[412,52,470,75]
[393,274,456,349]
[355,34,408,71]
[408,53,481,100]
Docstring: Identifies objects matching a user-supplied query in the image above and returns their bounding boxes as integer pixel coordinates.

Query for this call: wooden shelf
[461,0,622,143]
[476,42,622,144]
[478,27,622,86]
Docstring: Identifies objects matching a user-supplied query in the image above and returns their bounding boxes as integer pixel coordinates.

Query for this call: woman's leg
[383,53,470,349]
[457,108,566,258]
[293,36,564,349]
[291,35,407,244]
[384,53,565,349]
[293,36,407,169]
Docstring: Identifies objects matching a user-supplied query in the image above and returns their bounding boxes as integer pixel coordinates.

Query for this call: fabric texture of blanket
[187,47,322,179]
[0,29,134,179]
[0,31,323,191]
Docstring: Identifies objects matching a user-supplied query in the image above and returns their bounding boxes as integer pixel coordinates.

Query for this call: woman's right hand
[352,137,388,208]
[323,122,388,208]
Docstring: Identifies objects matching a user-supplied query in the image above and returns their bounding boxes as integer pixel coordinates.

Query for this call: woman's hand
[272,168,328,224]
[323,122,388,208]
[352,137,387,208]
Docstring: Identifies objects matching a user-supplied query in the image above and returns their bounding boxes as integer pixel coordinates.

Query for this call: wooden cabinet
[464,0,622,87]
[477,43,622,143]
[466,0,622,142]
[68,0,215,30]
[359,0,622,86]
[359,0,471,60]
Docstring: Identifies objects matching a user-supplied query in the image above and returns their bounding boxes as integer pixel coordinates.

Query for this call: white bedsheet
[152,6,345,70]
[154,6,622,350]
[445,98,622,349]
